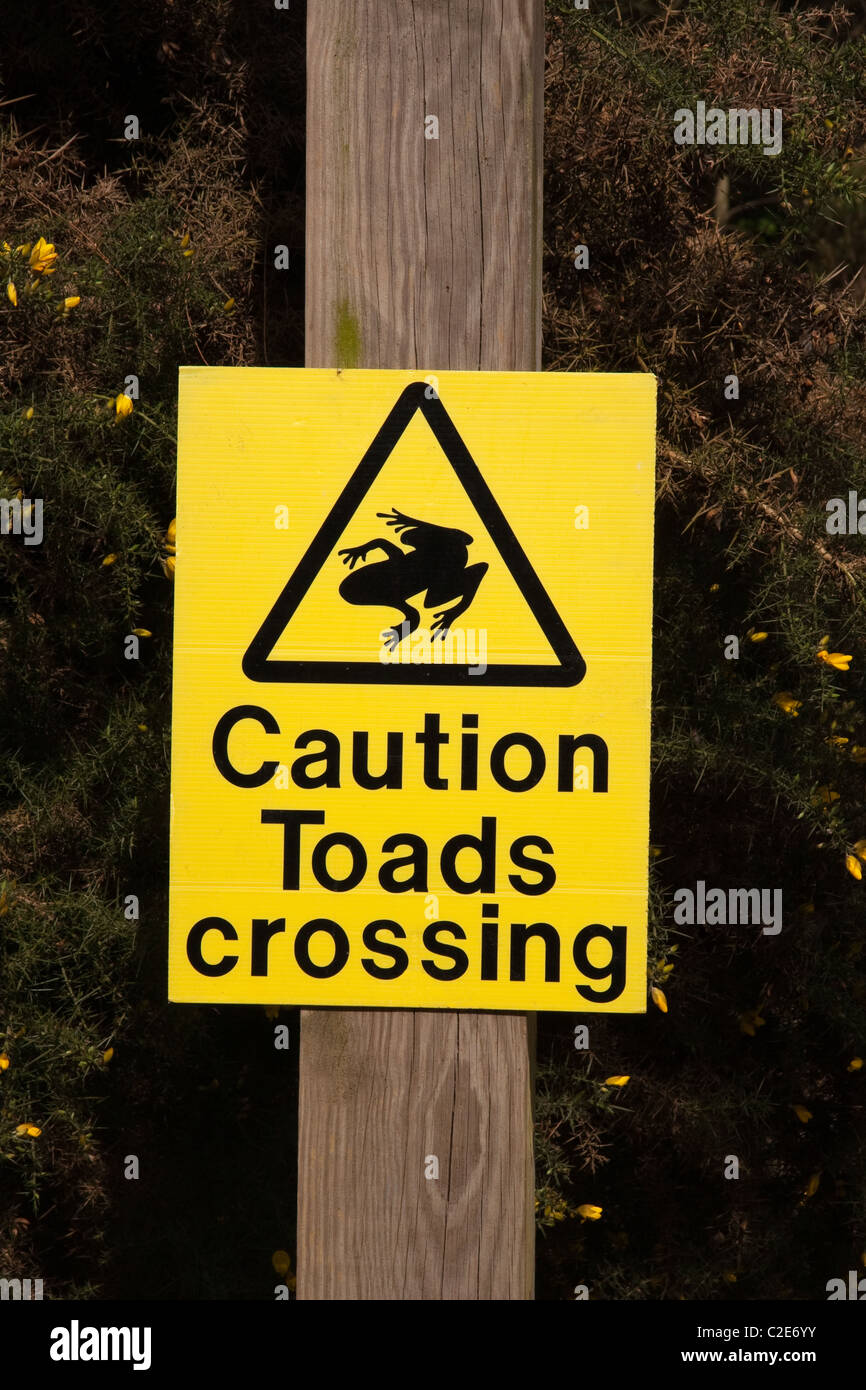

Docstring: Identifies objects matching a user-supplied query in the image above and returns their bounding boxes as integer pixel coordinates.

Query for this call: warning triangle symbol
[242,382,586,687]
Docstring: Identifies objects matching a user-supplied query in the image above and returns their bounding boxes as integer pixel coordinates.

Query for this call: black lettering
[212,705,279,788]
[250,917,286,976]
[421,921,469,980]
[490,733,546,792]
[573,924,626,1001]
[460,714,479,790]
[510,921,560,982]
[186,916,238,976]
[508,835,556,895]
[415,713,449,789]
[379,834,428,892]
[294,918,350,978]
[361,920,409,978]
[261,810,326,890]
[311,832,367,891]
[440,816,496,894]
[292,730,340,788]
[480,902,499,980]
[352,731,403,789]
[558,734,609,792]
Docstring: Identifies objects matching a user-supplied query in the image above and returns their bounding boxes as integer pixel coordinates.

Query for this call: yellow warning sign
[169,368,656,1011]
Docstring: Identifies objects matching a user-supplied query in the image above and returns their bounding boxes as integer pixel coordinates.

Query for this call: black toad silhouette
[338,507,488,651]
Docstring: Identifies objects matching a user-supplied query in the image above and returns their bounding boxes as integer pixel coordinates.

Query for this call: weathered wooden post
[298,0,543,1300]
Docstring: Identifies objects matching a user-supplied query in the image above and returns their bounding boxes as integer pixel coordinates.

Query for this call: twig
[733,483,860,594]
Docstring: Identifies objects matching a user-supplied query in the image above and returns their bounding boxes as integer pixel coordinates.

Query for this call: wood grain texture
[299,0,543,1300]
[305,0,543,373]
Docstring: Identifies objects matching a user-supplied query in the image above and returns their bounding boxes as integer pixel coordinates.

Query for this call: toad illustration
[338,508,488,651]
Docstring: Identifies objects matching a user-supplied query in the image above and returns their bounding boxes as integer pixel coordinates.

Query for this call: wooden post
[298,0,543,1300]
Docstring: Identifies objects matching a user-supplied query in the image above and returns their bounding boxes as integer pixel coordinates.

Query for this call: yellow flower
[812,785,840,806]
[180,232,190,249]
[773,692,801,716]
[103,1047,114,1063]
[15,1123,41,1137]
[817,650,852,670]
[24,406,34,420]
[0,1054,9,1070]
[62,295,80,310]
[845,854,862,881]
[577,1204,602,1221]
[166,518,176,546]
[137,724,148,732]
[827,735,849,747]
[131,628,152,638]
[28,237,58,274]
[650,986,667,1013]
[272,1250,291,1277]
[803,1172,821,1199]
[603,1075,630,1087]
[15,243,31,256]
[846,1057,863,1072]
[722,1271,737,1284]
[101,553,119,567]
[739,1009,766,1036]
[115,392,133,417]
[709,583,719,592]
[6,280,19,306]
[162,555,176,580]
[748,630,768,643]
[853,839,866,857]
[223,297,235,311]
[793,1104,812,1123]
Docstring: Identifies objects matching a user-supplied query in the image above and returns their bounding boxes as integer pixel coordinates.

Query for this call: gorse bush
[1,0,865,1299]
[1,0,304,1298]
[538,0,866,1298]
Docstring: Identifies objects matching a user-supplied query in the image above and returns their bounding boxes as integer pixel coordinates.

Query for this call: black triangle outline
[242,382,586,687]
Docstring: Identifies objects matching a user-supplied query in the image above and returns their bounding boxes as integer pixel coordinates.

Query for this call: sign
[169,368,656,1011]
